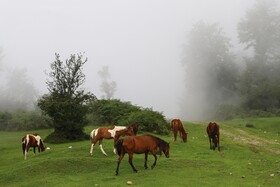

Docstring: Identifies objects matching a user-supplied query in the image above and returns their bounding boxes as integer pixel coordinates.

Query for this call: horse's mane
[145,134,168,148]
[181,126,187,134]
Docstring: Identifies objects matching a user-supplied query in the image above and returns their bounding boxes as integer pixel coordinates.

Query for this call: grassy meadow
[0,118,279,187]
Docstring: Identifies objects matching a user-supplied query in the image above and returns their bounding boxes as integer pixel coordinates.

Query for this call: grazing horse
[115,134,170,176]
[170,119,187,142]
[206,122,220,151]
[22,134,45,160]
[90,125,136,156]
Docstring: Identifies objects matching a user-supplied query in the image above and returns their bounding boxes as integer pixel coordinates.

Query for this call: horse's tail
[22,136,26,155]
[115,139,124,156]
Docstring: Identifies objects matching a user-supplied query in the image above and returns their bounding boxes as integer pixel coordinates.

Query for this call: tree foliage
[89,99,169,135]
[238,0,280,111]
[38,53,96,143]
[181,21,239,120]
[89,99,140,125]
[98,66,117,100]
[0,68,38,112]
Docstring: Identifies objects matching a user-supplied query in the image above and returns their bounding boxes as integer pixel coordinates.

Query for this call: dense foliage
[0,111,51,131]
[238,0,280,112]
[89,99,169,135]
[181,0,280,120]
[37,53,96,143]
[119,108,170,135]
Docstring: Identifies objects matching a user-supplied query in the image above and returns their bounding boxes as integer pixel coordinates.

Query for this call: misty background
[1,0,279,121]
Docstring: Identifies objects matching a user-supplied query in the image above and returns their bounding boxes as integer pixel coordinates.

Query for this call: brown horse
[206,122,220,151]
[22,134,45,160]
[170,119,187,142]
[90,124,136,156]
[115,134,170,176]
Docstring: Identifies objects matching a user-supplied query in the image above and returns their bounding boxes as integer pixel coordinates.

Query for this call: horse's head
[182,131,187,143]
[212,135,218,149]
[162,142,170,158]
[129,123,138,135]
[125,126,135,136]
[39,139,46,152]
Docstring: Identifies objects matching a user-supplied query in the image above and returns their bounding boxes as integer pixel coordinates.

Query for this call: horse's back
[171,119,183,129]
[207,122,219,135]
[122,135,158,153]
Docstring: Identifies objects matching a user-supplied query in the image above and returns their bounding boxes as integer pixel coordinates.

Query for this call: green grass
[0,118,279,187]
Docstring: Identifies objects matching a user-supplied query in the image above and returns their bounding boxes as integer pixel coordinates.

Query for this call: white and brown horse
[22,134,45,160]
[90,125,136,156]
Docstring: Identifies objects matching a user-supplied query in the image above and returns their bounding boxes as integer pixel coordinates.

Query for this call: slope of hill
[0,118,279,187]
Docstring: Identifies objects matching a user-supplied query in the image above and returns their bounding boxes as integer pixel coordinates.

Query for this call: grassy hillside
[0,118,279,187]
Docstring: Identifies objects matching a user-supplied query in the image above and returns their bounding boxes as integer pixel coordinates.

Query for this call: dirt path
[221,127,280,154]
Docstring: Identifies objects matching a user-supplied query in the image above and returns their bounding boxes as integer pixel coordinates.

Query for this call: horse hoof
[134,170,138,173]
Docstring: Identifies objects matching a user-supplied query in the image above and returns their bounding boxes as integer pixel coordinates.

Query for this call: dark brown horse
[22,134,45,160]
[170,119,187,142]
[115,134,170,176]
[90,124,136,156]
[206,122,220,151]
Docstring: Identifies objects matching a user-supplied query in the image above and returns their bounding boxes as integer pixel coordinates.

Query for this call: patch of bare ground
[221,128,280,154]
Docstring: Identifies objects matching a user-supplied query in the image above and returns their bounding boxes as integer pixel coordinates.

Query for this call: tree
[38,53,96,143]
[89,99,140,125]
[0,68,38,111]
[180,21,239,120]
[238,0,280,111]
[238,0,280,60]
[98,66,117,99]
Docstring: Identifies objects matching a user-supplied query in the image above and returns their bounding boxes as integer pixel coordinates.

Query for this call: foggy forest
[0,0,280,131]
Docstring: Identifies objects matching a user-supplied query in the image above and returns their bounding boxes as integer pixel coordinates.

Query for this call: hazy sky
[0,0,255,119]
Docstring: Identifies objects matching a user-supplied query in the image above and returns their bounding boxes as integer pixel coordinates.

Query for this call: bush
[215,104,244,120]
[118,108,169,135]
[0,111,52,131]
[89,99,141,125]
[89,99,169,135]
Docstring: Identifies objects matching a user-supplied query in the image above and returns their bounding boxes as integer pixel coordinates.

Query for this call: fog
[0,0,255,119]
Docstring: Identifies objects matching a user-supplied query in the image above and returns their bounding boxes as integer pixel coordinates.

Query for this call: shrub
[0,111,52,131]
[118,108,169,135]
[89,99,140,125]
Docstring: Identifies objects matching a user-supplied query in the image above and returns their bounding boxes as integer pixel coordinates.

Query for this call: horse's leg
[151,152,158,169]
[174,130,178,142]
[179,130,183,142]
[128,153,138,173]
[144,152,148,169]
[99,139,108,156]
[218,134,220,151]
[33,147,36,155]
[113,138,118,154]
[90,138,97,156]
[208,136,212,150]
[116,153,125,176]
[90,143,95,156]
[24,145,30,160]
